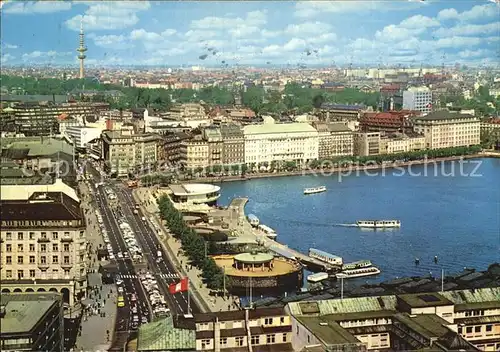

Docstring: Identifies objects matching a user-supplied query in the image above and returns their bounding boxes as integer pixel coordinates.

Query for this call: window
[6,232,12,240]
[6,244,12,252]
[52,256,58,264]
[64,256,70,264]
[63,244,70,252]
[18,244,23,252]
[280,317,285,324]
[307,335,310,343]
[29,269,36,278]
[41,256,47,264]
[264,318,273,325]
[40,244,46,252]
[219,338,227,346]
[52,232,58,240]
[17,256,23,264]
[266,334,275,344]
[18,270,24,279]
[200,339,210,350]
[486,325,493,332]
[29,244,35,252]
[466,327,473,334]
[6,270,12,278]
[235,337,244,347]
[52,244,58,252]
[17,232,23,240]
[475,326,481,333]
[251,336,259,345]
[282,333,287,342]
[41,232,47,239]
[64,269,70,276]
[29,232,35,240]
[29,256,35,264]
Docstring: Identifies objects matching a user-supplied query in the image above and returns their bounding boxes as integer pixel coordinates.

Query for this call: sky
[0,0,499,67]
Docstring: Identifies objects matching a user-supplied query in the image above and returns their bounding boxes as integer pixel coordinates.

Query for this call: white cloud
[90,34,134,50]
[307,33,337,44]
[261,29,282,38]
[457,49,494,59]
[434,22,500,37]
[434,36,483,49]
[184,30,219,42]
[190,10,267,30]
[285,21,332,36]
[283,38,307,51]
[2,43,18,49]
[3,1,71,14]
[399,15,440,29]
[22,50,72,61]
[375,25,426,42]
[294,1,420,18]
[65,1,150,31]
[1,53,15,64]
[229,25,260,38]
[437,4,497,22]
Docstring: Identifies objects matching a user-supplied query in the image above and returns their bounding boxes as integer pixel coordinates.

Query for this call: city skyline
[0,1,499,67]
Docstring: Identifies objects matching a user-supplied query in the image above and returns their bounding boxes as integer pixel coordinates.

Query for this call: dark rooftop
[415,110,475,120]
[398,292,453,308]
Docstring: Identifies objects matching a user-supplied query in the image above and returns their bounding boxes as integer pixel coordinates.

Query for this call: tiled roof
[439,287,500,310]
[288,295,397,316]
[243,122,317,135]
[320,103,365,111]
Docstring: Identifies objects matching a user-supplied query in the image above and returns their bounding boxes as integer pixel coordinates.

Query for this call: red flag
[169,277,189,294]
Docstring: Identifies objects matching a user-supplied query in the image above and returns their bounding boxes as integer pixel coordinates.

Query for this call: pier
[216,197,340,273]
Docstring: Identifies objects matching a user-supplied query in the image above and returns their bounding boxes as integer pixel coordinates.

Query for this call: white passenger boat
[257,224,277,239]
[307,272,329,283]
[247,214,260,227]
[309,248,343,266]
[342,260,372,271]
[304,186,327,195]
[336,266,381,279]
[356,220,401,228]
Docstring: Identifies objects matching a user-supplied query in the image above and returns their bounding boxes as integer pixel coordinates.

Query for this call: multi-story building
[63,125,102,149]
[481,118,500,150]
[0,292,64,352]
[0,180,87,306]
[312,122,353,159]
[318,103,364,121]
[403,86,433,114]
[243,122,319,165]
[360,110,419,133]
[180,133,210,169]
[379,133,427,154]
[204,127,223,167]
[287,288,499,352]
[163,132,191,165]
[354,132,381,156]
[7,102,108,136]
[168,103,207,121]
[101,127,160,177]
[220,123,245,165]
[195,307,293,351]
[413,111,481,149]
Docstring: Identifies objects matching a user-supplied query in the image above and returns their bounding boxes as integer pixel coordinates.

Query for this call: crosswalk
[117,273,180,280]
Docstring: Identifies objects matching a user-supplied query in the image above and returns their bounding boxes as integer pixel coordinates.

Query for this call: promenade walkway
[74,181,118,352]
[133,188,240,313]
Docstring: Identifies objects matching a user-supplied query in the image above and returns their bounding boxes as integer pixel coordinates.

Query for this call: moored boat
[336,266,381,279]
[257,224,277,239]
[307,272,329,283]
[342,260,372,270]
[356,220,401,228]
[309,248,343,266]
[304,186,327,195]
[247,214,260,227]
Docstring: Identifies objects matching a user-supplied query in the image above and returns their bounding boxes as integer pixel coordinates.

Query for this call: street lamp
[337,273,347,300]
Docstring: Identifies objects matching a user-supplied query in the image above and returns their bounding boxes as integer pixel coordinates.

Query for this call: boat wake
[333,223,358,227]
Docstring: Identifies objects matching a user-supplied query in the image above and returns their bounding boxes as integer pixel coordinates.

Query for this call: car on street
[118,286,124,293]
[117,296,125,307]
[116,279,123,286]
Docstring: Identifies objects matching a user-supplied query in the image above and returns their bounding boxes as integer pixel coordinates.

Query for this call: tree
[312,94,325,108]
[242,87,265,114]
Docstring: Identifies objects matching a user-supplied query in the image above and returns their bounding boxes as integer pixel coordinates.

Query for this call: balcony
[61,261,73,268]
[37,237,50,243]
[37,262,49,269]
[61,236,74,242]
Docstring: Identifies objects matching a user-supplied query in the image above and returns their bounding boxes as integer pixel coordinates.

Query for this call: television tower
[77,18,87,79]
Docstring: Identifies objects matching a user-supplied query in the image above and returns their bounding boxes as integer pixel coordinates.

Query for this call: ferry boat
[247,214,260,227]
[309,248,343,266]
[307,272,329,283]
[342,260,372,271]
[304,186,327,195]
[356,220,401,228]
[257,224,277,239]
[336,266,381,279]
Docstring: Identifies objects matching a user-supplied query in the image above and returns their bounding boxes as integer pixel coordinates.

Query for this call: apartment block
[0,292,64,352]
[379,134,426,154]
[403,86,433,114]
[101,127,160,177]
[204,127,223,166]
[413,111,481,149]
[195,307,293,351]
[318,104,364,121]
[243,122,319,165]
[220,123,245,165]
[287,288,499,352]
[312,122,353,159]
[354,132,381,156]
[180,133,210,169]
[163,132,191,165]
[0,180,87,306]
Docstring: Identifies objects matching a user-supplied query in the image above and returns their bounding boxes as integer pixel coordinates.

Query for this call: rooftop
[234,252,274,264]
[398,292,453,308]
[243,122,318,135]
[168,183,220,196]
[415,110,476,121]
[295,316,361,346]
[137,316,195,351]
[0,292,61,335]
[1,137,74,157]
[0,179,79,202]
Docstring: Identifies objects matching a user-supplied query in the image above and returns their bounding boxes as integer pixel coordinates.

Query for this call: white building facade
[243,123,319,165]
[403,86,433,114]
[64,126,103,148]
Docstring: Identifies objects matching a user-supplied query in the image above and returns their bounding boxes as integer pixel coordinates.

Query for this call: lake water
[217,158,500,283]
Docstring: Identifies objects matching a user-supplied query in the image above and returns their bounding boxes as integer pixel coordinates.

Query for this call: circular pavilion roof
[234,252,273,264]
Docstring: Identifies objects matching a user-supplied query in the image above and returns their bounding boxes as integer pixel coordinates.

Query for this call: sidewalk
[74,181,117,351]
[133,187,240,313]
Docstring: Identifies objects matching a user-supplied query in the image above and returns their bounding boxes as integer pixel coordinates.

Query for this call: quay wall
[226,270,303,296]
[188,154,493,184]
